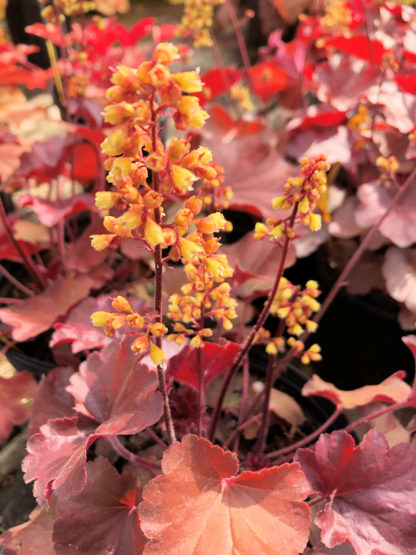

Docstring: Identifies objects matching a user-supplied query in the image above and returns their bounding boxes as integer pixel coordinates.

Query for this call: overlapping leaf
[23,337,163,506]
[0,371,37,442]
[296,430,416,555]
[139,435,311,554]
[53,457,145,554]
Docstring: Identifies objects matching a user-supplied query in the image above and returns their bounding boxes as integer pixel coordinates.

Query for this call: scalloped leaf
[53,457,145,554]
[139,434,311,554]
[302,372,411,409]
[295,430,416,554]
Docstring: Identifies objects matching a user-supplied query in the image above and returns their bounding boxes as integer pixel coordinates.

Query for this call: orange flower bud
[153,42,179,65]
[111,296,133,313]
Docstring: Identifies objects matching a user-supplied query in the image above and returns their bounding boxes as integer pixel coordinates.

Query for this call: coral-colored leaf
[17,136,80,181]
[296,430,416,554]
[0,505,56,554]
[302,372,411,409]
[23,337,163,506]
[249,61,288,101]
[139,435,311,554]
[0,274,99,341]
[166,341,240,390]
[0,371,37,442]
[53,457,145,554]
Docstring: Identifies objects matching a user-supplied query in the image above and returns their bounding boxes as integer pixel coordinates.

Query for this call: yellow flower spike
[118,208,142,230]
[91,311,111,327]
[131,335,149,354]
[101,129,128,157]
[166,137,190,163]
[171,164,198,191]
[111,65,139,89]
[127,314,145,329]
[190,335,203,348]
[153,42,179,65]
[185,196,203,215]
[298,196,310,214]
[179,236,202,260]
[150,341,166,365]
[146,152,167,173]
[143,190,163,209]
[90,233,117,251]
[112,296,133,313]
[172,71,203,93]
[149,323,168,337]
[309,213,322,231]
[148,64,172,88]
[95,191,120,210]
[178,96,209,128]
[144,217,165,247]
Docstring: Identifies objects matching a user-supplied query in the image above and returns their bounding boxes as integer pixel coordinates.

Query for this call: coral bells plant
[1,1,416,554]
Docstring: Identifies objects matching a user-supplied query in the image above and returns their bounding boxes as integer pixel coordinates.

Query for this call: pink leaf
[139,435,311,554]
[53,457,145,554]
[23,337,163,506]
[18,193,96,228]
[65,223,108,273]
[295,430,416,554]
[166,341,240,390]
[302,372,411,409]
[382,247,416,313]
[355,181,416,248]
[17,136,80,181]
[0,371,37,441]
[0,274,100,341]
[0,505,56,554]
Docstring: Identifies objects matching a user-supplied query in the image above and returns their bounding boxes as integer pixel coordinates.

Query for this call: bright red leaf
[322,35,387,66]
[0,371,37,442]
[249,60,288,101]
[23,337,163,506]
[295,430,416,554]
[53,456,145,554]
[166,341,240,390]
[139,434,311,554]
[0,274,99,342]
[195,67,241,106]
[208,104,265,138]
[302,372,412,410]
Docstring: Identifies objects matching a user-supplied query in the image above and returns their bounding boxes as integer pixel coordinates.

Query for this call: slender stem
[150,96,176,444]
[107,436,160,475]
[254,353,276,453]
[343,401,408,434]
[224,0,252,85]
[0,196,46,290]
[265,406,344,460]
[0,264,34,296]
[197,345,205,437]
[208,204,298,441]
[145,427,168,449]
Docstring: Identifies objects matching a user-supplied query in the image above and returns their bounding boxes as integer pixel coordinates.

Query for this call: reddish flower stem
[107,436,160,475]
[265,406,344,460]
[224,0,252,86]
[197,346,204,437]
[343,401,409,434]
[150,98,176,444]
[145,427,168,450]
[254,353,276,453]
[0,197,46,290]
[208,204,298,441]
[0,263,34,296]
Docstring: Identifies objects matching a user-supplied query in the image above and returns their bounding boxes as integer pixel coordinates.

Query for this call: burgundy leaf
[166,341,240,390]
[23,337,163,506]
[0,274,100,341]
[295,430,416,554]
[0,371,37,442]
[29,367,74,437]
[53,457,145,554]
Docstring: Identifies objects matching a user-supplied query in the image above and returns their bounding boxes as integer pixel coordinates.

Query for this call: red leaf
[152,23,178,42]
[65,223,108,274]
[23,337,163,506]
[302,372,412,410]
[28,367,74,437]
[139,435,311,554]
[249,60,288,101]
[208,104,265,138]
[71,142,98,185]
[394,74,416,95]
[166,341,240,390]
[18,193,96,228]
[195,67,242,106]
[295,430,416,554]
[323,35,387,66]
[0,371,37,442]
[26,22,64,46]
[53,457,145,554]
[0,274,100,341]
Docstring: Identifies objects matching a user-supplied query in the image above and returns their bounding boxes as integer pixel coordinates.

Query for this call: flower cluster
[39,0,96,21]
[174,0,225,47]
[257,278,322,364]
[254,155,330,241]
[167,209,237,348]
[321,0,353,33]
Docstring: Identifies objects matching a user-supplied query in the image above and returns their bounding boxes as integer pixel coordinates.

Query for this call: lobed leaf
[0,371,37,442]
[139,434,311,554]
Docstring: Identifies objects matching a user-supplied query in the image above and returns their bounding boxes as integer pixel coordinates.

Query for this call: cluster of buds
[254,155,329,241]
[175,0,224,48]
[167,209,237,347]
[39,0,95,21]
[376,155,399,180]
[256,278,321,363]
[197,160,233,211]
[91,297,167,365]
[230,84,254,112]
[321,0,353,33]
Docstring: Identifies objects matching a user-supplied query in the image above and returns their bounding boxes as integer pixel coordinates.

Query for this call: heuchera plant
[0,0,416,553]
